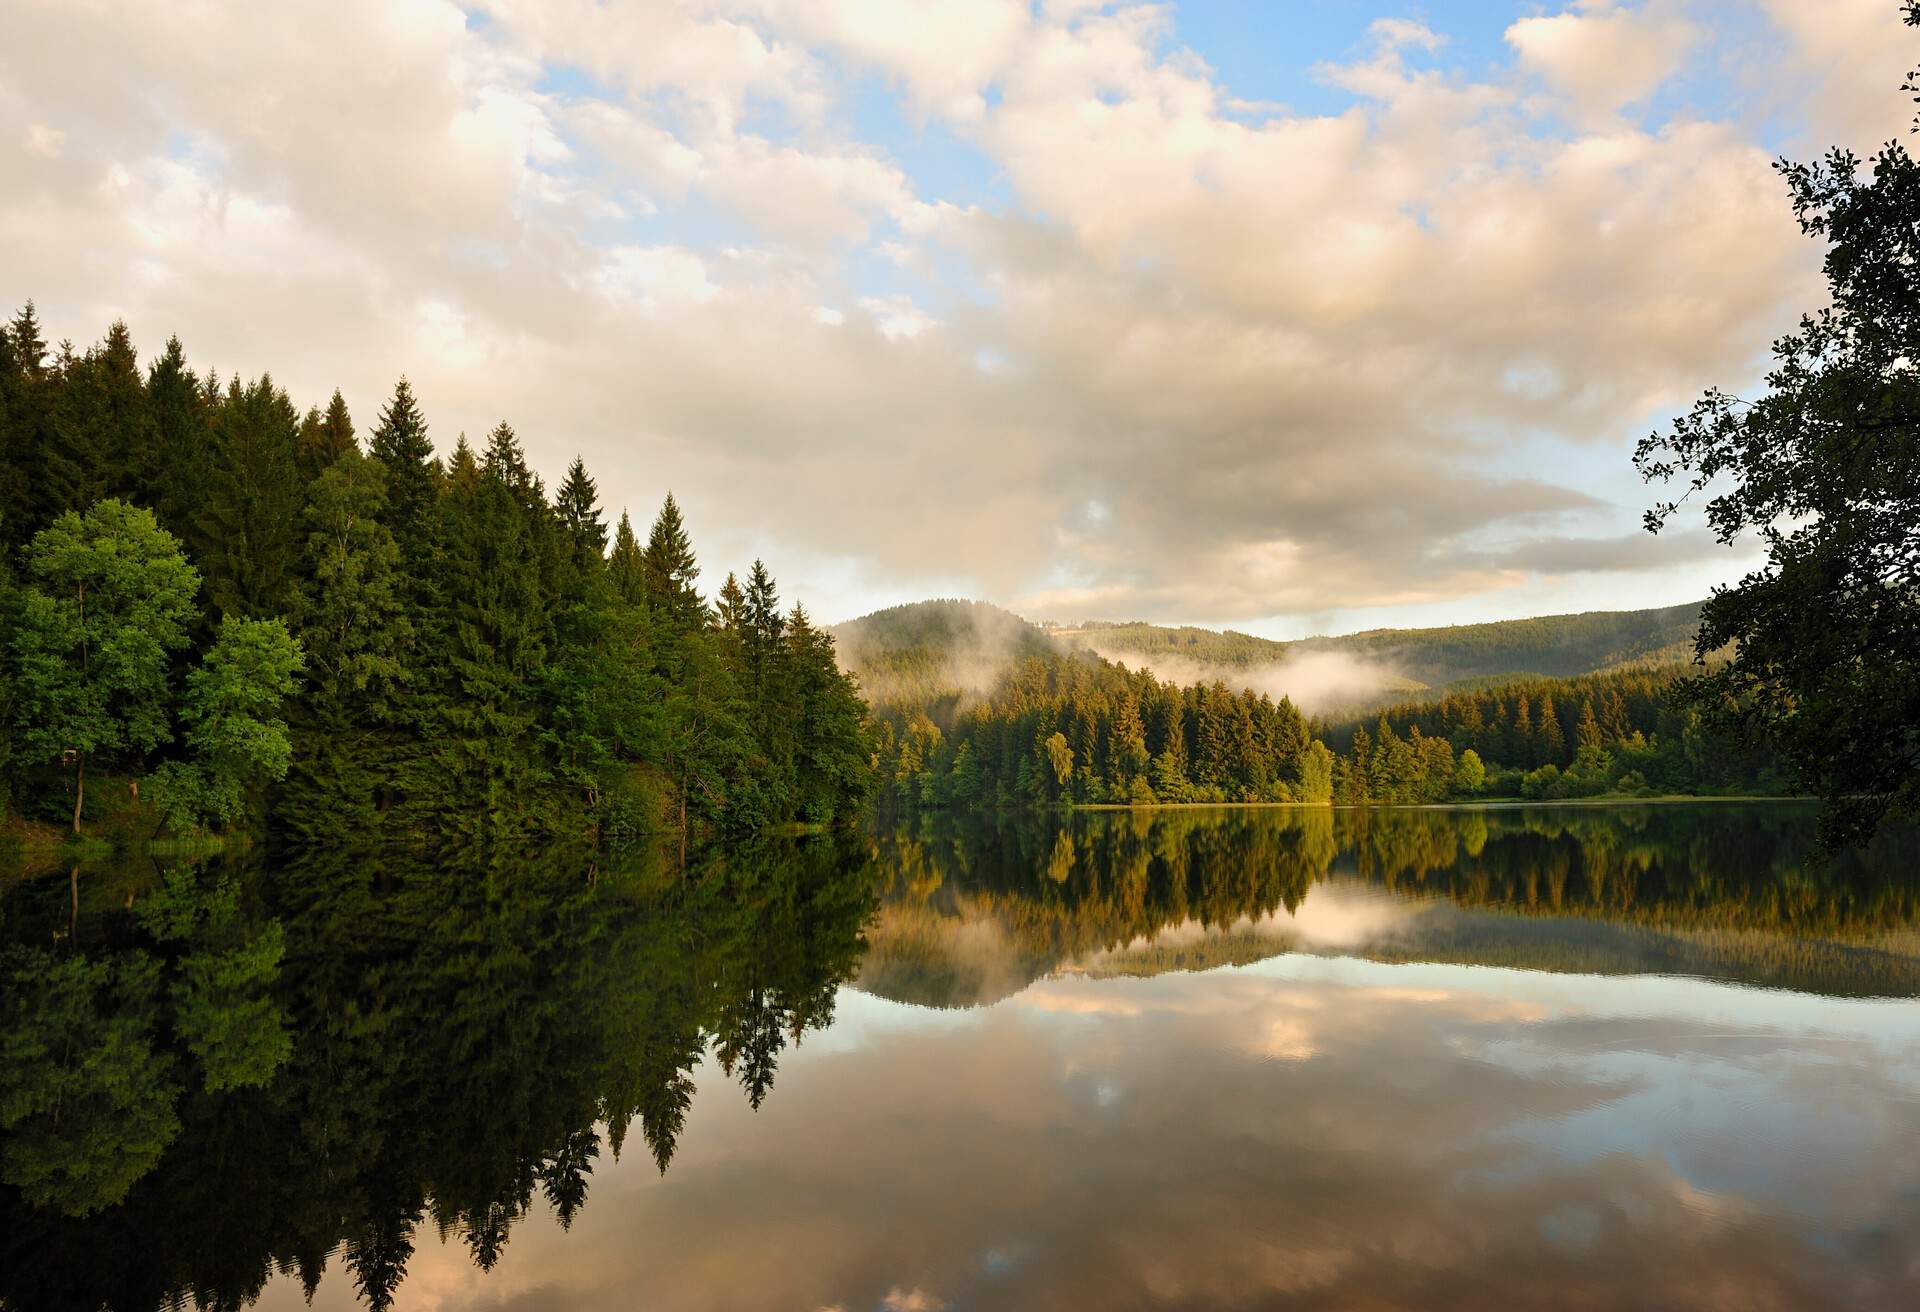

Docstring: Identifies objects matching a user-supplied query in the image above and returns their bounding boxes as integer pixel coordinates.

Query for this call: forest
[845,601,1784,812]
[0,303,872,850]
[1320,665,1788,805]
[869,647,1338,809]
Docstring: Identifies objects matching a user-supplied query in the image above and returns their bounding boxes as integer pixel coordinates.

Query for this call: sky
[1,0,1911,637]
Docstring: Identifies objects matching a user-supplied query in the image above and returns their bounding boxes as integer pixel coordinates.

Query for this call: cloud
[1507,2,1701,119]
[338,958,1920,1311]
[0,0,1896,629]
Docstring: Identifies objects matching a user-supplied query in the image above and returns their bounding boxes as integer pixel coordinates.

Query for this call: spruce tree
[202,374,303,618]
[744,559,783,685]
[642,493,705,633]
[607,511,646,606]
[367,378,436,544]
[283,448,414,840]
[46,321,153,514]
[145,336,213,546]
[555,457,607,562]
[0,309,35,541]
[2,305,51,540]
[716,572,745,632]
[296,389,356,482]
[1537,693,1565,765]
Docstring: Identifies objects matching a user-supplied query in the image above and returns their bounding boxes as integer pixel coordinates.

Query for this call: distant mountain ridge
[836,597,1706,715]
[1288,600,1705,686]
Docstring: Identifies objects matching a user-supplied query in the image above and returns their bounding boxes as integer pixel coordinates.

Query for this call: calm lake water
[4,804,1919,1310]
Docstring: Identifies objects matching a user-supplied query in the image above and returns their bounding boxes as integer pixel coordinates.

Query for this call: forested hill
[838,600,1337,809]
[834,597,1767,810]
[1049,621,1289,668]
[1053,601,1705,689]
[1290,601,1705,686]
[832,599,1054,711]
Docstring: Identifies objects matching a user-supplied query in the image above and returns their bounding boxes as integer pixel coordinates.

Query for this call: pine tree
[1191,684,1232,790]
[202,374,303,618]
[642,493,705,634]
[367,378,436,544]
[1151,699,1190,802]
[608,511,646,606]
[282,448,414,841]
[716,572,745,632]
[42,323,149,521]
[296,389,356,482]
[1601,689,1631,743]
[1576,699,1605,754]
[1346,724,1373,802]
[2,304,52,541]
[782,605,872,823]
[554,457,607,564]
[1537,693,1565,765]
[1109,692,1149,793]
[743,559,783,691]
[0,306,39,541]
[8,301,46,378]
[145,336,213,547]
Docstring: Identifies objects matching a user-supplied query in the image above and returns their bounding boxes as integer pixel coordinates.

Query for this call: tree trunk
[72,754,85,835]
[69,865,79,940]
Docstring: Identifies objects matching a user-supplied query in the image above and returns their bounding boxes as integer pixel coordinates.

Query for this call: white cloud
[1507,2,1701,118]
[0,0,1900,626]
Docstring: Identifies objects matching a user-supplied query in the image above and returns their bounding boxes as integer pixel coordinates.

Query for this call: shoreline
[1069,794,1812,813]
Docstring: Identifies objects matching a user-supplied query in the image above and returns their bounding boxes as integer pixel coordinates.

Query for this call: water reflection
[863,805,1920,1004]
[0,835,875,1311]
[1,805,1917,1311]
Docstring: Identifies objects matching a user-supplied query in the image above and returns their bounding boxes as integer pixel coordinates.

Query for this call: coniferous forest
[0,305,873,849]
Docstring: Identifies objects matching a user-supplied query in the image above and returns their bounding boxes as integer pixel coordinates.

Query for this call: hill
[1049,602,1703,715]
[840,598,1707,720]
[832,599,1055,712]
[1291,601,1704,686]
[1048,621,1289,668]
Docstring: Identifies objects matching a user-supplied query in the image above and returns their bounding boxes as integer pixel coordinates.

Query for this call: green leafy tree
[9,500,199,832]
[1454,748,1487,795]
[1637,23,1920,845]
[148,616,304,832]
[135,868,293,1093]
[0,948,181,1217]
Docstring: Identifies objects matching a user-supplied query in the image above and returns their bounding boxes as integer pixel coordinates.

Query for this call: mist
[1058,637,1412,716]
[834,600,1049,713]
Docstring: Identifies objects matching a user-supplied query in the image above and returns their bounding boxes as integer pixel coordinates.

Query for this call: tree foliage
[1636,17,1920,846]
[0,310,873,843]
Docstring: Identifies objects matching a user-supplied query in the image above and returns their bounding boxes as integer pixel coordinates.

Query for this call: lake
[3,804,1918,1310]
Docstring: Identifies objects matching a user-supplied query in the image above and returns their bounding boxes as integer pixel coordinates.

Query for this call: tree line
[872,651,1337,810]
[0,304,872,846]
[1321,666,1788,805]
